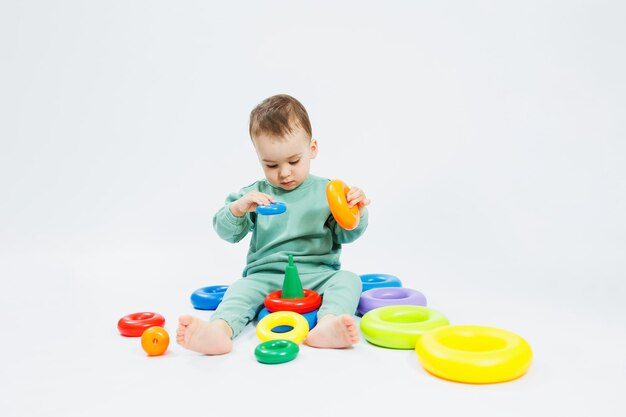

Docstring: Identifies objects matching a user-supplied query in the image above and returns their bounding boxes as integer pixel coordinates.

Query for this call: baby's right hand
[229,192,276,217]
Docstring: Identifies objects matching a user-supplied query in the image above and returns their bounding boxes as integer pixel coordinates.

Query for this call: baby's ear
[309,139,319,158]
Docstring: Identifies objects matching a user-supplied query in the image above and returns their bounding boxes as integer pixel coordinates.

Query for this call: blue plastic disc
[190,285,229,310]
[359,274,402,292]
[256,202,287,215]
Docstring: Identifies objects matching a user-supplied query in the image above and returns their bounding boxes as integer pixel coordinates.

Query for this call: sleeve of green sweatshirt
[212,190,255,243]
[329,208,369,244]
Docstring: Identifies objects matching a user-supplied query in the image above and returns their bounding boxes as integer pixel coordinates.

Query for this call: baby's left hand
[347,186,370,216]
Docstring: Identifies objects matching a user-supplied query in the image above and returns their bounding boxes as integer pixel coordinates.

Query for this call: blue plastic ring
[257,307,318,332]
[190,285,229,310]
[256,202,287,215]
[360,274,402,292]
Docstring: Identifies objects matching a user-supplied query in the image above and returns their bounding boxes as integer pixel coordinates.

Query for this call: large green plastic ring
[360,305,449,349]
[254,339,300,364]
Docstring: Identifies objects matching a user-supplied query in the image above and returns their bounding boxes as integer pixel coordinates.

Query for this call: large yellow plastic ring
[360,305,449,349]
[256,311,310,344]
[326,179,360,230]
[415,325,533,384]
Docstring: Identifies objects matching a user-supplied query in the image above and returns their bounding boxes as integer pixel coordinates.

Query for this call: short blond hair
[249,94,312,140]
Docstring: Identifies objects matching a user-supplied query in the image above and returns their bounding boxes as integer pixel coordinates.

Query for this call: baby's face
[252,126,318,191]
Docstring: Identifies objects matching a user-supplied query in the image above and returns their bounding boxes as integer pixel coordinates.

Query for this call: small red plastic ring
[117,312,166,337]
[264,289,322,314]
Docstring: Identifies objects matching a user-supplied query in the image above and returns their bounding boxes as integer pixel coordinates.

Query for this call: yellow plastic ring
[415,325,533,384]
[360,305,449,349]
[256,311,310,344]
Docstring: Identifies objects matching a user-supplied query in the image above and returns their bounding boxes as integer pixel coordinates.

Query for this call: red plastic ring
[264,289,322,314]
[117,312,166,337]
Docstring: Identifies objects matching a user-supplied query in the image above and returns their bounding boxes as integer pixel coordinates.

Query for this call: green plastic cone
[282,254,304,299]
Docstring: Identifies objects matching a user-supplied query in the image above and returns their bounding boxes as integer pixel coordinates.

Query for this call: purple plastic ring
[357,287,427,316]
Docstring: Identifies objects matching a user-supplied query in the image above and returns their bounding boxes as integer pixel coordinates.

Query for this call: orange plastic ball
[141,326,170,356]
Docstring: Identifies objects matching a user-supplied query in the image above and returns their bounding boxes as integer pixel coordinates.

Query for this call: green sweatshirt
[213,174,369,276]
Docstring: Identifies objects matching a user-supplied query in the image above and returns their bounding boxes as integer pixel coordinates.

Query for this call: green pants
[210,269,362,338]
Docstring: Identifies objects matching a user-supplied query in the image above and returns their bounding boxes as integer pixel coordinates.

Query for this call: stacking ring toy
[415,325,533,384]
[117,312,166,337]
[258,307,318,332]
[264,289,322,314]
[358,287,427,316]
[190,285,229,310]
[141,326,170,356]
[256,311,309,344]
[360,273,402,292]
[326,179,360,230]
[360,305,449,349]
[255,340,300,364]
[256,202,287,215]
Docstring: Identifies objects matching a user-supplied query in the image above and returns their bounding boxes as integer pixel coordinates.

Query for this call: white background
[1,1,625,416]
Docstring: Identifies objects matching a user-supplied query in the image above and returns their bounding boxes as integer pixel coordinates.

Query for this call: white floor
[2,1,625,416]
[2,243,624,416]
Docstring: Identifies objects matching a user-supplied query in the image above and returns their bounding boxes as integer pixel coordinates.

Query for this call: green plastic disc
[255,339,300,364]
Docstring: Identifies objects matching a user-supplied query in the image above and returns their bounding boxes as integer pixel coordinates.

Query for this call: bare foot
[176,316,233,355]
[304,314,360,349]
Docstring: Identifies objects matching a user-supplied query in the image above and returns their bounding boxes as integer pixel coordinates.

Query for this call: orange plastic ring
[264,289,322,314]
[326,179,360,231]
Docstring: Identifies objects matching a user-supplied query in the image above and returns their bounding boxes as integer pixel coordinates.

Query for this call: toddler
[177,94,370,354]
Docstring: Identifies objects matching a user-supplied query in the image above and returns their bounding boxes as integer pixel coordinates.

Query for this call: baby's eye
[266,164,278,169]
[289,159,300,165]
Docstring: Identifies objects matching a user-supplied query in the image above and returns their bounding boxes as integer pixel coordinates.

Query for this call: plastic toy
[359,305,449,349]
[257,307,318,332]
[264,289,322,313]
[415,325,533,384]
[256,255,320,339]
[264,254,322,313]
[360,273,402,292]
[141,326,170,356]
[358,287,427,316]
[256,311,310,344]
[255,340,300,364]
[256,202,287,215]
[326,179,360,230]
[117,312,166,337]
[190,285,229,310]
[281,254,304,298]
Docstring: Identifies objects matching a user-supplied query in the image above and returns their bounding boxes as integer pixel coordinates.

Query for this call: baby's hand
[347,186,370,216]
[230,192,275,217]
